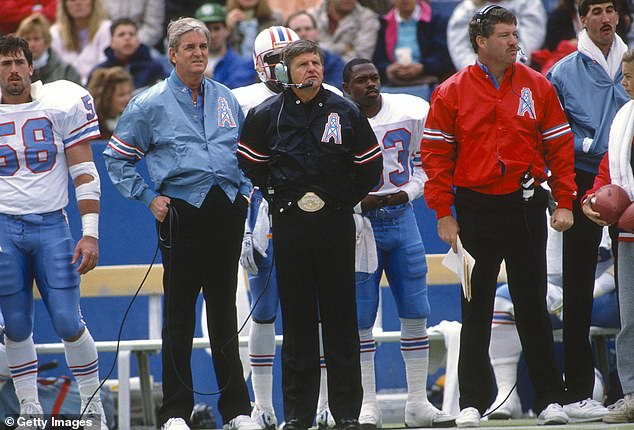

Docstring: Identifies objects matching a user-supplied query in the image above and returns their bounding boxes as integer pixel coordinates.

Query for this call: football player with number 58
[0,36,106,429]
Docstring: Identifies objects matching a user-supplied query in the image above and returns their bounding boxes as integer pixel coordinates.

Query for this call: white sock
[317,322,329,410]
[63,328,100,402]
[5,335,38,403]
[400,318,429,404]
[490,297,521,405]
[359,327,377,405]
[249,321,275,410]
[0,343,8,392]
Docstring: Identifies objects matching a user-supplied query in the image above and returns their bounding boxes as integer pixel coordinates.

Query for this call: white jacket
[104,0,165,47]
[447,0,546,70]
[50,20,111,86]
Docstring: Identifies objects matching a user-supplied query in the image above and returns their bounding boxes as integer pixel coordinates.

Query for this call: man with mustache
[421,5,576,427]
[546,0,628,422]
[342,58,454,429]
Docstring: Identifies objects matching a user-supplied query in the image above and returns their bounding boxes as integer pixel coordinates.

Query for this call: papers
[442,236,475,301]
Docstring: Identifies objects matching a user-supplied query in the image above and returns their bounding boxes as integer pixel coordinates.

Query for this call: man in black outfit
[238,39,383,430]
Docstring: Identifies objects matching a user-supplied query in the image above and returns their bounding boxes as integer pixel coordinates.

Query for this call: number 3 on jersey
[0,118,56,176]
[371,128,411,192]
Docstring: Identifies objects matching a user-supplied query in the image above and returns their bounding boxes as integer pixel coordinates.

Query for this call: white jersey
[0,80,100,215]
[367,92,429,201]
[232,81,343,116]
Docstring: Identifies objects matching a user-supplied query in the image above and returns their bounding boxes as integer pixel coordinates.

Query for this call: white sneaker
[486,390,522,419]
[537,403,569,425]
[251,404,278,430]
[81,399,109,430]
[405,400,455,428]
[603,394,634,423]
[455,407,480,428]
[16,400,44,430]
[162,418,191,430]
[562,398,607,422]
[225,414,262,430]
[316,404,336,429]
[358,402,382,429]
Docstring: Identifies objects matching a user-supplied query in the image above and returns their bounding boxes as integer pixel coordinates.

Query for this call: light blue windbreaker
[103,70,251,208]
[547,51,629,174]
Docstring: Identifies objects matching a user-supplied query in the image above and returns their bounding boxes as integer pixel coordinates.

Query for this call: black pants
[272,202,362,427]
[157,186,251,426]
[455,187,565,414]
[562,169,603,403]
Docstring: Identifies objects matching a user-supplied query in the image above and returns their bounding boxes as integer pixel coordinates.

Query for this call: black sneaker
[339,419,362,430]
[284,419,308,430]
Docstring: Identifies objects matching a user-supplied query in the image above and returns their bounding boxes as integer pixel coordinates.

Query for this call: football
[591,184,631,225]
[618,202,634,233]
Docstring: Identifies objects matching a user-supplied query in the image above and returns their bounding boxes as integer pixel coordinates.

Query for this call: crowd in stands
[5,0,634,135]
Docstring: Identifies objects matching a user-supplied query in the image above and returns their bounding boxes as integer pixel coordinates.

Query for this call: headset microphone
[517,46,528,64]
[280,80,314,89]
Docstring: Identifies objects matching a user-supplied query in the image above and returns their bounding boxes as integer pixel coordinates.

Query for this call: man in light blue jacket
[103,17,258,430]
[546,0,629,422]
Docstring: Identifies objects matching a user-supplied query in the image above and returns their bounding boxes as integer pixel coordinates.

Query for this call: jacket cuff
[434,206,453,219]
[141,188,159,207]
[556,197,573,211]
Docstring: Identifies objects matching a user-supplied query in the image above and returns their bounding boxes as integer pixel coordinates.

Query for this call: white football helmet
[253,26,300,82]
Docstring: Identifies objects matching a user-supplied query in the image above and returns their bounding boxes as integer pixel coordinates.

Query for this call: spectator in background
[372,0,452,88]
[50,0,111,85]
[0,0,56,35]
[90,18,166,90]
[196,3,257,88]
[87,66,133,139]
[446,0,546,71]
[532,0,632,73]
[309,0,380,63]
[103,0,165,48]
[286,10,345,89]
[16,13,83,85]
[226,0,282,58]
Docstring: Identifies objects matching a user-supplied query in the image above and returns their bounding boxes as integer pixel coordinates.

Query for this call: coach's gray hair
[167,17,210,51]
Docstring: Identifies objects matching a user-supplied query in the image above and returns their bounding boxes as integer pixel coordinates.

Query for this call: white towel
[428,320,462,416]
[608,100,634,200]
[252,198,270,257]
[353,214,378,273]
[577,29,628,81]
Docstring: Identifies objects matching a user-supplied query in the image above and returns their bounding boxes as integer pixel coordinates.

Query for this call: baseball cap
[195,3,227,23]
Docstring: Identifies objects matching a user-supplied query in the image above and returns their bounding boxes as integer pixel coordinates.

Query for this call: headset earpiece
[474,4,503,23]
[274,62,290,84]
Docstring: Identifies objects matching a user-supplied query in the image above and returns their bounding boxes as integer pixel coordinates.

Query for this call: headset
[474,4,503,23]
[273,61,314,89]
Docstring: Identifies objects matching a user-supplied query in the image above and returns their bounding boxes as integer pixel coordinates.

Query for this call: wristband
[82,213,99,239]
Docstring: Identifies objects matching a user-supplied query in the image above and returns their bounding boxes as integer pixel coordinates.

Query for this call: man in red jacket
[421,5,576,428]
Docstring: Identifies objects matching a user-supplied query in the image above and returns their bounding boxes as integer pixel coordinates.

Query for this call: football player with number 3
[342,59,455,429]
[0,36,106,429]
[232,26,342,430]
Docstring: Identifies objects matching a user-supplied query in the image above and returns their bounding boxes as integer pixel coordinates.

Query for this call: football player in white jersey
[342,59,455,428]
[232,26,341,430]
[0,36,105,429]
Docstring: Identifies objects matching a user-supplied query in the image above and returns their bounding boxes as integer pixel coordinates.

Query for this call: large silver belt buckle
[297,192,325,212]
